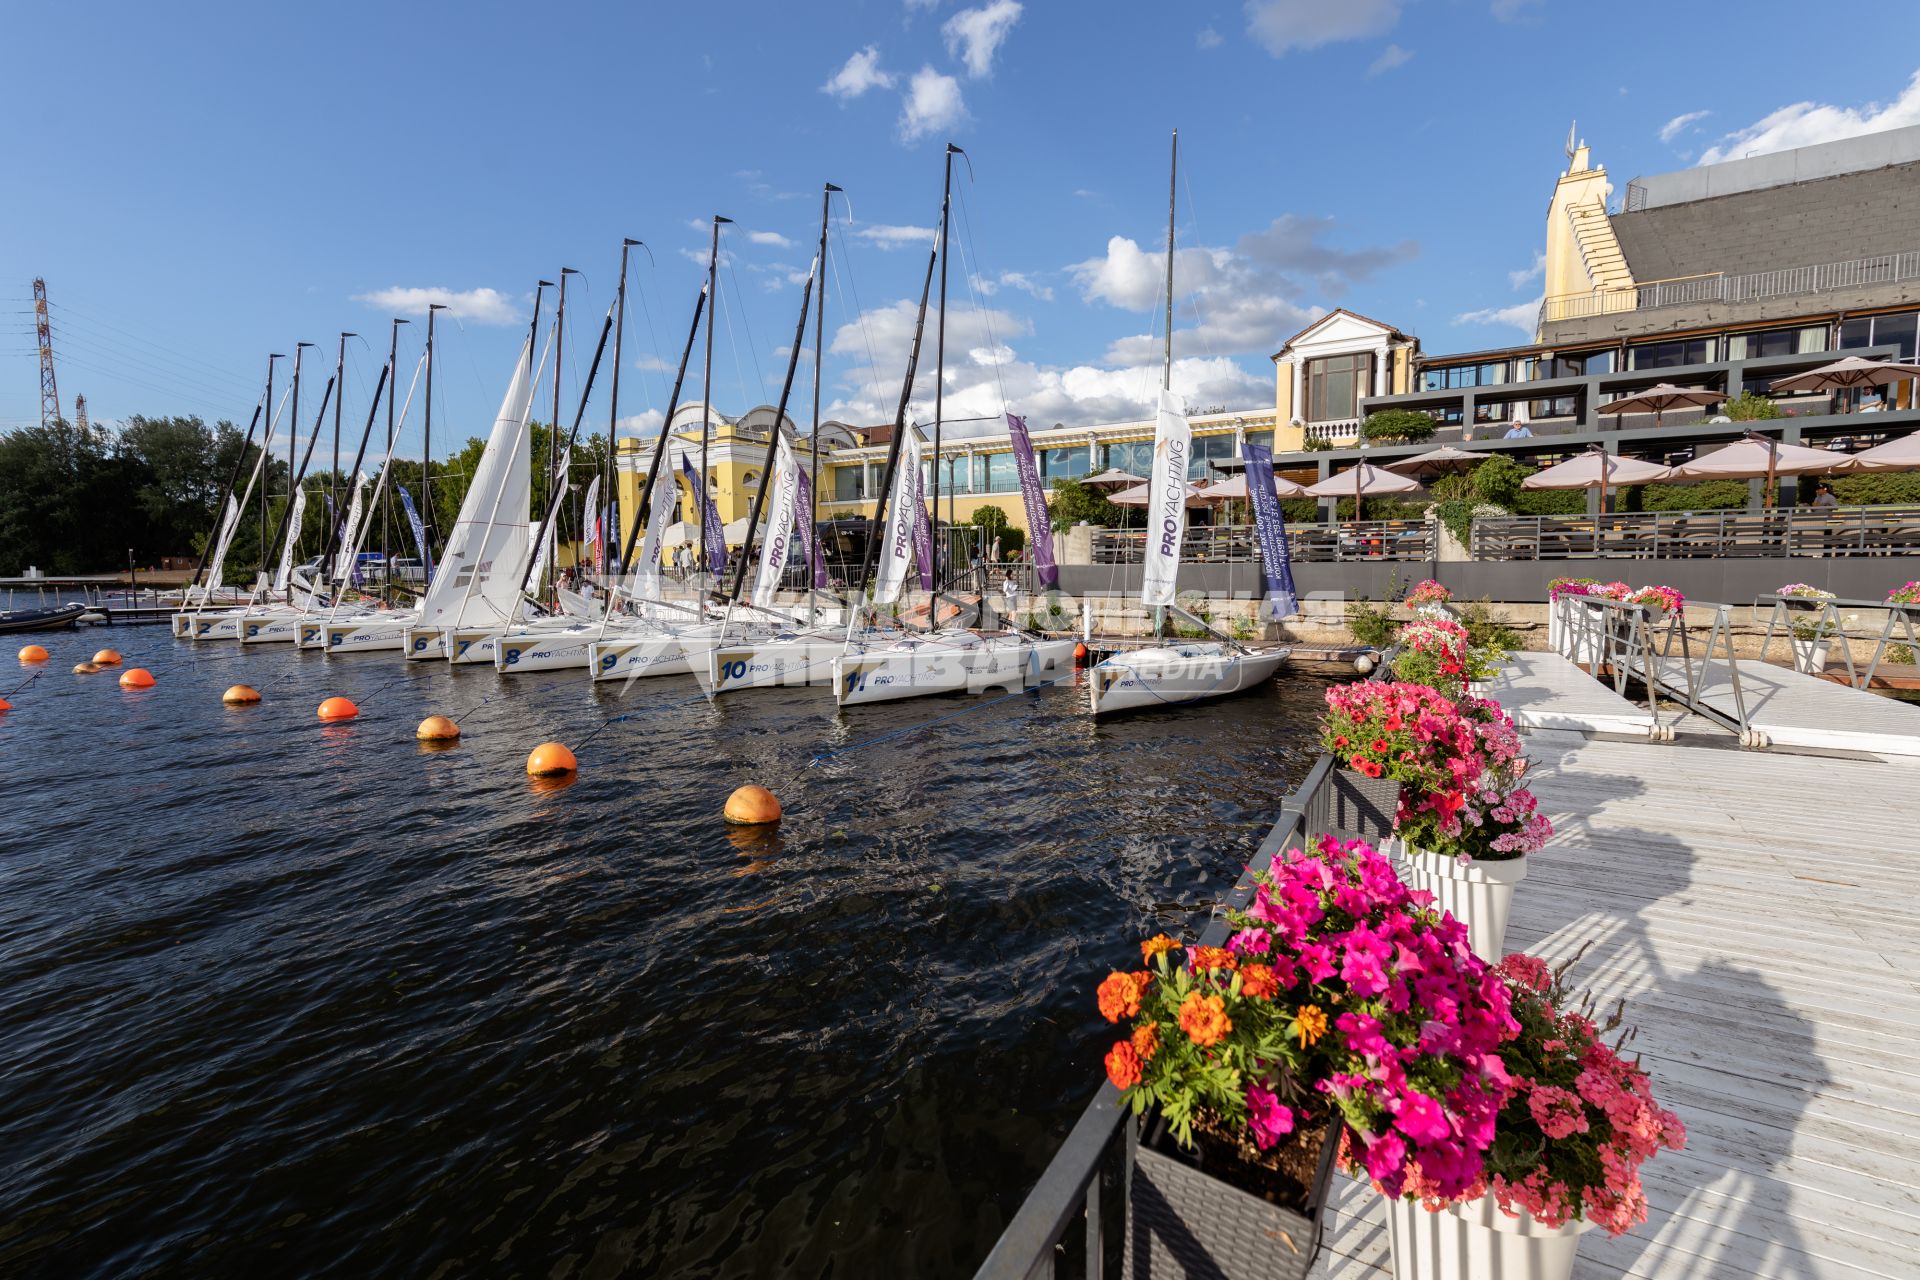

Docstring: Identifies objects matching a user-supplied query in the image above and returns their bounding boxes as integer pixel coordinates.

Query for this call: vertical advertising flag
[1141,386,1191,607]
[873,427,922,605]
[913,467,935,593]
[793,465,826,588]
[396,484,432,580]
[752,435,803,609]
[1240,443,1299,620]
[1005,412,1058,590]
[682,454,728,577]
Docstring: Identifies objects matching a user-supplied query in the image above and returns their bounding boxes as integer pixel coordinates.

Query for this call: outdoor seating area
[1473,506,1920,559]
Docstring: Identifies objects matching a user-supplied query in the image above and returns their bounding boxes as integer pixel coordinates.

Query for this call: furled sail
[1141,386,1191,608]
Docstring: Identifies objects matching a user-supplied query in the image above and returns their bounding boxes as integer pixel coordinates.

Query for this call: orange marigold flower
[1131,1022,1160,1063]
[1178,991,1233,1047]
[1105,1040,1144,1090]
[1240,963,1279,1000]
[1292,1004,1329,1047]
[1190,945,1238,972]
[1096,970,1150,1023]
[1140,934,1182,963]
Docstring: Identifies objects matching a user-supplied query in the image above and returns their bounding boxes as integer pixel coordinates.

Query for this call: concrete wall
[1630,126,1920,209]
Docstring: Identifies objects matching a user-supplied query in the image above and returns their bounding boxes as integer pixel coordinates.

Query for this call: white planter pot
[1790,636,1831,673]
[1385,1192,1592,1280]
[1396,849,1527,963]
[1551,598,1604,669]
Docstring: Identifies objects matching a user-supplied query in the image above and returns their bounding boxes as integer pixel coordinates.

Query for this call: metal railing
[1472,507,1920,560]
[1302,419,1360,445]
[1542,249,1920,324]
[1092,520,1432,565]
[1753,593,1920,688]
[972,750,1388,1280]
[1554,594,1755,741]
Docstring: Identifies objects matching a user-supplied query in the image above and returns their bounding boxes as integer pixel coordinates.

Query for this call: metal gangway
[1753,593,1920,689]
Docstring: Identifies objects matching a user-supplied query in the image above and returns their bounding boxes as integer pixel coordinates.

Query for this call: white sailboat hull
[707,633,846,694]
[588,625,725,682]
[403,627,447,661]
[494,625,601,673]
[1088,644,1289,715]
[833,634,1074,706]
[447,628,499,665]
[239,612,303,644]
[324,613,416,654]
[184,611,245,641]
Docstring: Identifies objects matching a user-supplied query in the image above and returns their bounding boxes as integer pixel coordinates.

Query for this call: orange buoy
[1073,641,1089,665]
[92,648,122,666]
[223,684,262,705]
[73,662,101,674]
[118,667,156,689]
[723,784,782,825]
[316,696,359,721]
[417,714,461,741]
[18,644,49,663]
[526,741,577,777]
[0,697,10,712]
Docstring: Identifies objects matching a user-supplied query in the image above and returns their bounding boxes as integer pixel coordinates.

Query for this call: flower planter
[1790,636,1831,673]
[1395,849,1527,963]
[1383,1191,1593,1280]
[1552,598,1605,670]
[1329,768,1402,844]
[1125,1111,1342,1280]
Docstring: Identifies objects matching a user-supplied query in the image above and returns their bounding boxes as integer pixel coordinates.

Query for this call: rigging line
[951,183,1010,414]
[40,353,239,419]
[722,258,766,404]
[715,265,750,415]
[45,299,265,386]
[1177,168,1221,364]
[45,324,263,404]
[829,220,887,417]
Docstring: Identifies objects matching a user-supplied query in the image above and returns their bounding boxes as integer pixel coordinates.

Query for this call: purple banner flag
[1005,413,1058,590]
[682,454,728,577]
[794,466,827,588]
[913,468,935,592]
[1240,443,1298,620]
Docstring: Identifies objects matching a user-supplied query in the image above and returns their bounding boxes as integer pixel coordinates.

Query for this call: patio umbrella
[1596,382,1723,427]
[1521,446,1674,513]
[1197,472,1310,502]
[1081,466,1149,490]
[662,521,696,548]
[1768,355,1920,412]
[1109,479,1210,507]
[1384,445,1487,478]
[1666,433,1852,508]
[1838,428,1920,473]
[1303,461,1424,522]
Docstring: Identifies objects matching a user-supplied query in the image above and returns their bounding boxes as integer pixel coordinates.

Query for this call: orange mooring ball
[0,697,10,713]
[723,784,782,825]
[118,667,156,689]
[223,684,262,705]
[1073,641,1089,665]
[316,696,359,721]
[526,741,577,777]
[92,649,122,666]
[417,715,461,741]
[18,644,49,664]
[73,662,101,674]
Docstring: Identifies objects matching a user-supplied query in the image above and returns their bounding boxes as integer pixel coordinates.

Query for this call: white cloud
[352,286,521,325]
[1455,295,1542,333]
[677,246,736,269]
[745,230,793,248]
[1244,0,1400,56]
[632,354,674,373]
[1507,250,1545,290]
[1697,70,1920,165]
[1367,44,1412,76]
[899,65,968,141]
[855,223,938,250]
[618,410,666,437]
[942,0,1022,78]
[904,0,940,10]
[1489,0,1542,20]
[1658,109,1710,144]
[822,46,897,100]
[1197,26,1223,49]
[996,271,1054,302]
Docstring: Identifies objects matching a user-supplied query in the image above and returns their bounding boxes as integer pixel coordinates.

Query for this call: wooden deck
[1312,735,1920,1278]
[1634,652,1920,756]
[1479,651,1655,737]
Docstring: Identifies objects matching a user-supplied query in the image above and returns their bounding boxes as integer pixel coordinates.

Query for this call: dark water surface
[0,634,1329,1278]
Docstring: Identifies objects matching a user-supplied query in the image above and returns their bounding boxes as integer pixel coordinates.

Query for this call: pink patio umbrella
[1303,461,1424,521]
[1837,428,1920,473]
[1521,446,1674,513]
[1666,433,1852,508]
[1769,355,1920,411]
[1197,472,1310,502]
[1384,445,1488,477]
[1596,382,1724,427]
[1108,478,1210,507]
[1081,466,1150,490]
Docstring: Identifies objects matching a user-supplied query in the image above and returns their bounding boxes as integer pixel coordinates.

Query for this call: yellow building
[1270,309,1420,450]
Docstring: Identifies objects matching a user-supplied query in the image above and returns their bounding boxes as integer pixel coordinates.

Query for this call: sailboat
[1088,130,1290,715]
[174,369,272,639]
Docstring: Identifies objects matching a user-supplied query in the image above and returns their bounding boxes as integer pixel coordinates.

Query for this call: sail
[581,474,602,575]
[752,434,803,610]
[416,336,536,628]
[529,450,569,591]
[274,487,308,593]
[333,471,369,584]
[1141,386,1191,608]
[201,385,289,603]
[203,499,242,598]
[874,426,922,605]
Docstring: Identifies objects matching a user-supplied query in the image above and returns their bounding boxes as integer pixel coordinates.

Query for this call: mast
[383,318,408,575]
[1164,128,1177,391]
[260,353,282,578]
[290,341,312,532]
[548,267,577,596]
[811,183,839,620]
[264,374,336,578]
[607,237,641,577]
[184,388,265,599]
[423,303,448,559]
[333,332,355,515]
[726,199,827,608]
[933,144,958,589]
[519,305,615,604]
[851,215,942,602]
[315,359,392,588]
[617,285,707,575]
[698,215,731,585]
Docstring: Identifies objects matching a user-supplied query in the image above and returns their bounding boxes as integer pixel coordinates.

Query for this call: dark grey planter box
[1124,1113,1342,1279]
[1327,768,1402,844]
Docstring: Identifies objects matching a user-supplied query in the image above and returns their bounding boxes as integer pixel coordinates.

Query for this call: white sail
[580,474,601,573]
[200,384,290,604]
[635,465,676,603]
[873,425,922,606]
[417,336,537,628]
[752,434,802,610]
[274,487,308,594]
[1141,386,1191,608]
[333,471,370,584]
[203,500,242,599]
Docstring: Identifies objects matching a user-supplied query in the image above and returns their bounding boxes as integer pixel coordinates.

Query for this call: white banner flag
[581,474,602,574]
[873,425,922,606]
[274,487,309,594]
[752,435,803,610]
[1141,387,1191,608]
[333,472,369,584]
[635,466,676,603]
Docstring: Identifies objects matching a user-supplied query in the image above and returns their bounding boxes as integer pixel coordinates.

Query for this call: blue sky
[4,1,1918,455]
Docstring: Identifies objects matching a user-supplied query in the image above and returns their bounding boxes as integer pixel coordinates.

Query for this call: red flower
[1240,963,1279,1000]
[1105,1041,1144,1089]
[1132,1022,1161,1062]
[1190,945,1238,972]
[1178,991,1233,1047]
[1096,970,1150,1023]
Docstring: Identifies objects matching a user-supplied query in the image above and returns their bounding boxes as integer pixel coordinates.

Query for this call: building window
[1245,430,1273,453]
[1420,360,1510,391]
[1535,349,1612,380]
[1627,337,1716,369]
[1185,432,1239,481]
[986,452,1019,493]
[1102,440,1153,477]
[832,466,866,503]
[1040,444,1090,484]
[1840,311,1918,360]
[1306,352,1372,421]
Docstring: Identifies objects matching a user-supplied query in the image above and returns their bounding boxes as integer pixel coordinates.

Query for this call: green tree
[1724,391,1781,421]
[1361,409,1437,444]
[1046,476,1119,527]
[970,504,1024,554]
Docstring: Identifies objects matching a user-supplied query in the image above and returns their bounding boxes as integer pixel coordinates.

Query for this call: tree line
[0,417,611,578]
